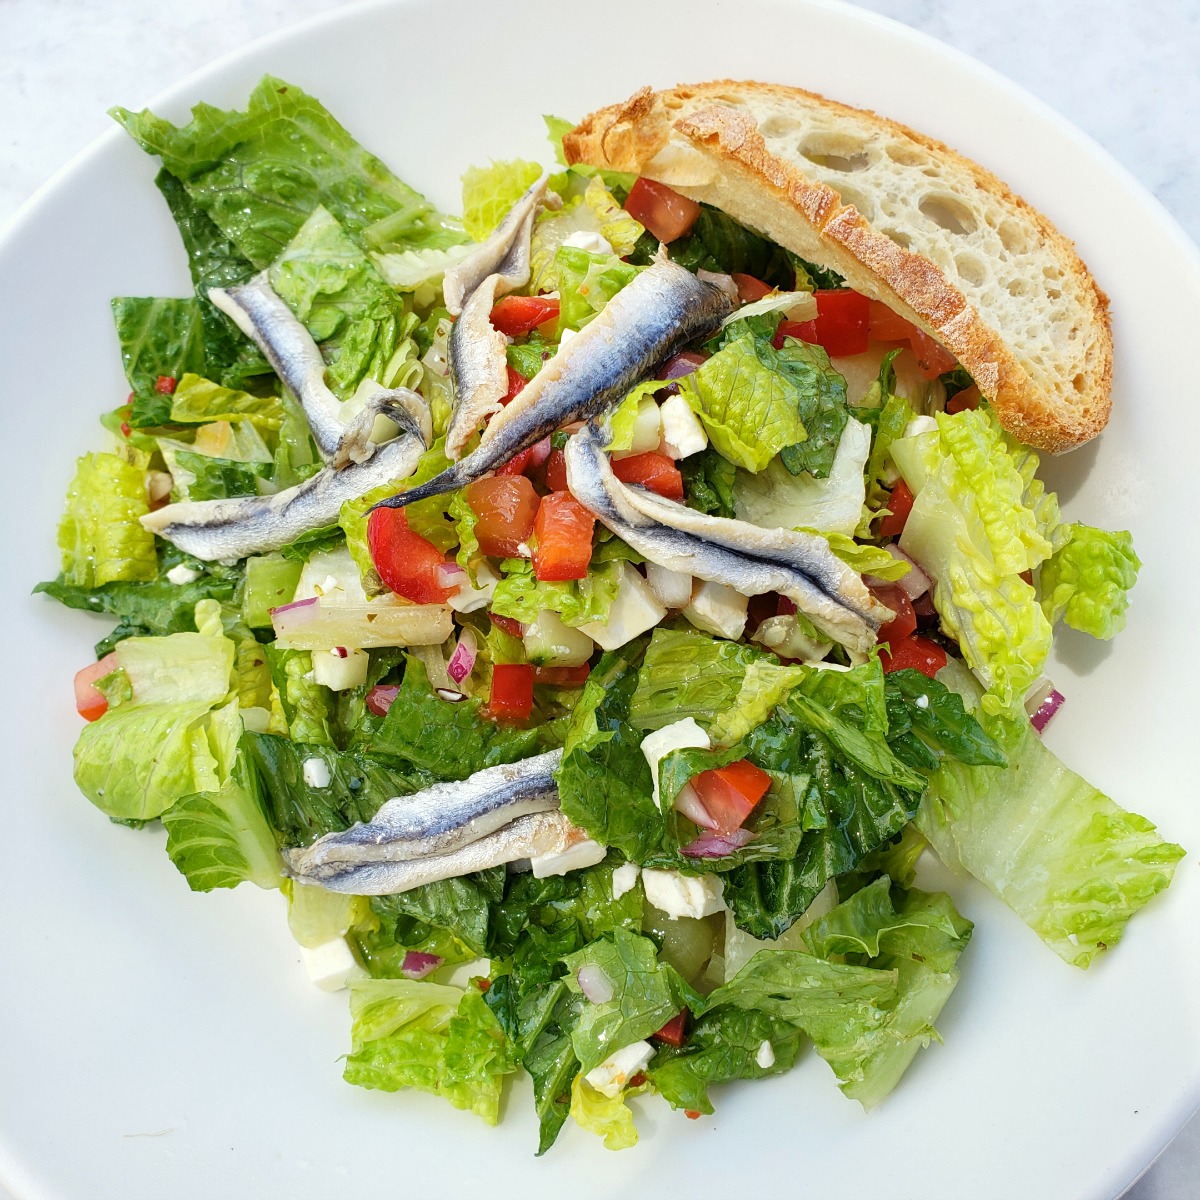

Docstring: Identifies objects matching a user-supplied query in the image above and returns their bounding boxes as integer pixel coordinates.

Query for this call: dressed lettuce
[461,158,543,241]
[1040,522,1140,638]
[490,559,621,629]
[111,296,208,427]
[554,246,640,333]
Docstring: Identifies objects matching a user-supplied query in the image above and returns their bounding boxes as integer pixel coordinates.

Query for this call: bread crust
[565,81,1112,453]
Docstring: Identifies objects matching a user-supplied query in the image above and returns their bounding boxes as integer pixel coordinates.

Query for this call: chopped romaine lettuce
[1039,522,1140,639]
[111,296,207,427]
[570,1074,647,1150]
[490,559,621,629]
[461,159,544,240]
[554,245,640,333]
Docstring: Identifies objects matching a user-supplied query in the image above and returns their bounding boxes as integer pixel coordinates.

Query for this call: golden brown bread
[565,81,1112,453]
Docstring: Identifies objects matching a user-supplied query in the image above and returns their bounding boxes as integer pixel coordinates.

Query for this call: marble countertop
[0,1,1196,1197]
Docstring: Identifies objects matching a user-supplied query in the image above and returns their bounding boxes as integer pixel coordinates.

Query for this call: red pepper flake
[684,1109,702,1120]
[120,422,132,438]
[475,978,491,992]
[628,1072,648,1088]
[154,375,178,395]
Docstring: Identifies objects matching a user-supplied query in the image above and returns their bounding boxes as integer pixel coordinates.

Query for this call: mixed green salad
[40,77,1184,1153]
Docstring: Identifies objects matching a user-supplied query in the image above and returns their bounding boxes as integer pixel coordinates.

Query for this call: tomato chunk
[945,384,981,414]
[366,507,454,604]
[731,273,773,303]
[867,299,916,343]
[502,366,528,405]
[624,178,701,243]
[534,664,591,687]
[813,290,871,356]
[533,491,595,582]
[910,328,958,380]
[611,452,684,500]
[877,480,915,539]
[154,374,177,395]
[490,663,534,722]
[652,1010,689,1047]
[880,633,947,677]
[496,435,551,478]
[490,295,560,338]
[466,475,539,558]
[691,759,772,834]
[74,652,120,722]
[488,612,524,638]
[543,447,569,493]
[871,584,917,646]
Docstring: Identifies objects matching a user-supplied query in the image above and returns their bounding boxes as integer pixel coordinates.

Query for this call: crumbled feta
[166,563,201,585]
[302,757,332,789]
[585,1040,655,1098]
[755,1039,776,1069]
[683,580,749,641]
[642,868,725,920]
[640,718,711,805]
[915,693,930,709]
[448,562,499,613]
[644,561,693,610]
[578,562,666,650]
[658,392,708,458]
[299,938,367,992]
[442,957,491,988]
[612,861,641,900]
[562,230,614,256]
[515,541,533,559]
[904,415,939,439]
[531,838,608,878]
[311,646,369,691]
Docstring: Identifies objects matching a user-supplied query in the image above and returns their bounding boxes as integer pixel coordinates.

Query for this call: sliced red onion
[577,964,615,1004]
[436,687,466,703]
[447,627,478,685]
[682,828,754,858]
[435,562,468,589]
[270,595,320,637]
[673,782,718,831]
[884,545,931,599]
[400,951,443,980]
[332,646,349,659]
[1026,679,1066,733]
[366,684,400,716]
[657,350,709,381]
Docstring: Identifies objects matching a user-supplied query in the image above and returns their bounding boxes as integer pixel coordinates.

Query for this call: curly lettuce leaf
[1040,522,1140,639]
[57,452,158,588]
[461,159,544,241]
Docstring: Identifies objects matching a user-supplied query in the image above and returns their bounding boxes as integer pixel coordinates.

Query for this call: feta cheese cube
[683,580,749,641]
[578,562,666,650]
[302,757,332,789]
[531,838,608,878]
[645,561,693,610]
[442,957,491,987]
[755,1039,776,1069]
[659,393,708,459]
[611,861,640,900]
[311,646,369,692]
[300,938,367,992]
[165,563,201,585]
[584,1040,656,1098]
[640,718,711,805]
[641,868,725,919]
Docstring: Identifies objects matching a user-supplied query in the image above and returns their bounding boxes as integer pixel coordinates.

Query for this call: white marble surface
[0,1,1196,1197]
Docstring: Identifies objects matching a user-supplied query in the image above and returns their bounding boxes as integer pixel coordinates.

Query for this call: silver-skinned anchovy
[210,274,430,468]
[285,749,563,873]
[442,172,557,317]
[444,273,510,461]
[564,424,891,653]
[141,432,425,561]
[283,810,589,896]
[374,255,734,513]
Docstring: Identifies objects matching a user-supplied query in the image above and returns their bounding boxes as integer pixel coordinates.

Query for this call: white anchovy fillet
[141,432,425,561]
[444,273,510,461]
[376,254,734,512]
[564,424,892,654]
[285,749,563,873]
[284,810,589,896]
[442,172,558,317]
[210,274,429,468]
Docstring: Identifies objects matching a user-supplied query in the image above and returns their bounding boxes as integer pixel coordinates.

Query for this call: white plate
[2,1,1198,1196]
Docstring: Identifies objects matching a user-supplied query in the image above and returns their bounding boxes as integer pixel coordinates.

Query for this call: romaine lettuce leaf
[461,159,544,241]
[111,296,208,427]
[490,559,620,629]
[530,176,643,291]
[1039,522,1140,639]
[667,205,795,285]
[554,245,640,333]
[679,446,737,518]
[57,452,158,588]
[859,351,912,513]
[264,646,333,746]
[569,1075,645,1150]
[168,373,283,430]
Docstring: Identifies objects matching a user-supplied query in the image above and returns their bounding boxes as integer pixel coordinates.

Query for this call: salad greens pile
[38,77,1184,1154]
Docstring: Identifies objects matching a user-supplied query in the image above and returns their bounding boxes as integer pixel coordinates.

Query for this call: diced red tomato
[366,507,455,604]
[880,633,947,677]
[502,366,528,405]
[489,612,524,638]
[652,1010,689,1047]
[465,475,539,558]
[74,652,120,722]
[624,177,701,243]
[489,295,560,338]
[366,684,400,716]
[691,759,772,834]
[611,452,684,500]
[684,1110,703,1120]
[534,664,591,687]
[910,328,958,380]
[731,273,773,303]
[867,299,916,343]
[806,290,872,356]
[773,317,815,350]
[543,447,569,493]
[119,421,132,438]
[490,663,534,722]
[877,480,915,539]
[154,375,177,395]
[496,436,551,478]
[871,584,917,646]
[945,384,981,414]
[533,491,595,582]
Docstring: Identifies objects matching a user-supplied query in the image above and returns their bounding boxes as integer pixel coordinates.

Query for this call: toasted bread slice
[565,81,1111,453]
